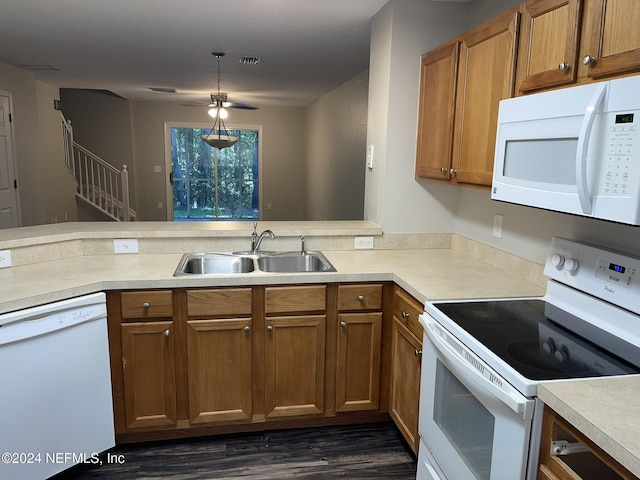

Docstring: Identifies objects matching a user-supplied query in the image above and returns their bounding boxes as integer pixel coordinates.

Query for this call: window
[170,126,259,220]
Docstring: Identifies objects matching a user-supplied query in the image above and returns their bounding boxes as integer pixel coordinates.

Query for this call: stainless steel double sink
[174,251,336,276]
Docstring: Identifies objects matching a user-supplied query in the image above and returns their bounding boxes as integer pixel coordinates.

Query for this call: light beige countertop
[0,248,545,314]
[538,377,640,477]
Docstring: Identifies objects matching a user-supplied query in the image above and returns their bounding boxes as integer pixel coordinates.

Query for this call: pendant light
[201,52,239,149]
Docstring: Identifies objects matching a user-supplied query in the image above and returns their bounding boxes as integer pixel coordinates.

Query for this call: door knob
[558,62,570,72]
[244,326,251,333]
[266,325,273,333]
[583,55,595,66]
[340,321,347,328]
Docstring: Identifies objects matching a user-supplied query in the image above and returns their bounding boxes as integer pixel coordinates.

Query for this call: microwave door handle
[423,318,533,420]
[576,83,607,214]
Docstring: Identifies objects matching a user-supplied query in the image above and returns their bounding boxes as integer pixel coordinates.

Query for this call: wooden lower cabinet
[390,286,424,454]
[186,318,253,424]
[120,321,177,429]
[335,312,382,412]
[264,315,326,418]
[108,282,421,445]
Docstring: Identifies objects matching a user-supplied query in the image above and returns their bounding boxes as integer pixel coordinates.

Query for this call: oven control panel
[544,237,640,314]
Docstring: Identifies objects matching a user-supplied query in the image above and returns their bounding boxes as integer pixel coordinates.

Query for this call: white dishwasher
[0,292,115,480]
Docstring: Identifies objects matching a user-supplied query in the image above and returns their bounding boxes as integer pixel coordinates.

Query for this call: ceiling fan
[182,52,258,112]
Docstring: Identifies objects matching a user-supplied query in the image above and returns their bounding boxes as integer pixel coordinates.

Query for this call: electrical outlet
[113,239,139,254]
[493,214,503,238]
[157,202,163,209]
[354,236,374,249]
[0,249,12,268]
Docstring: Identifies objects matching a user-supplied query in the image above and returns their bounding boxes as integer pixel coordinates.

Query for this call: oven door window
[434,360,495,480]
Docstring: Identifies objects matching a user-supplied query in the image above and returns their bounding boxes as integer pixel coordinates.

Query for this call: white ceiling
[0,0,390,107]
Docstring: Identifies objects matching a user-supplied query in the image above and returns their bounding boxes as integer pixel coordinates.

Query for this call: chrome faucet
[251,222,275,252]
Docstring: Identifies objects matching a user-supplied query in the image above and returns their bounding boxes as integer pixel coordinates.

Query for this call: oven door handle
[424,316,534,420]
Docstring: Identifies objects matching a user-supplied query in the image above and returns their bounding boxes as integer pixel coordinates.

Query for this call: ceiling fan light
[208,107,218,118]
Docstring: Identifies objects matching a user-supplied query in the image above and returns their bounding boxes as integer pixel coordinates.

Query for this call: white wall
[365,0,469,232]
[305,70,368,220]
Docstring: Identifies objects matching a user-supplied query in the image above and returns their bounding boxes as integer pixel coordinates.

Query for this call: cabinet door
[415,41,460,182]
[580,0,640,80]
[264,315,326,418]
[335,313,382,412]
[120,321,177,429]
[452,8,520,187]
[186,318,252,424]
[390,318,422,454]
[517,0,583,93]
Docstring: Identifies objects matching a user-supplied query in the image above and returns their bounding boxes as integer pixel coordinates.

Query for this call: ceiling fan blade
[227,102,259,110]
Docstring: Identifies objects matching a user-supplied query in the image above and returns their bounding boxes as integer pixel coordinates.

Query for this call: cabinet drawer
[337,284,383,311]
[187,288,252,317]
[265,285,326,314]
[121,291,173,319]
[393,287,423,339]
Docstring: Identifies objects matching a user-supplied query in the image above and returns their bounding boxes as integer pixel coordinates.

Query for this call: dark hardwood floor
[52,422,417,479]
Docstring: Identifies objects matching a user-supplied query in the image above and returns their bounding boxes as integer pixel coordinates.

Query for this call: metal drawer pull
[164,329,171,337]
[449,168,457,176]
[583,55,595,66]
[244,326,251,333]
[551,440,589,456]
[401,311,410,319]
[142,302,150,309]
[414,349,422,356]
[358,295,365,302]
[266,325,273,332]
[340,321,347,328]
[558,62,570,72]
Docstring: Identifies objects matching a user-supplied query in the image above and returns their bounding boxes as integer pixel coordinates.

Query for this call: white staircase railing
[60,113,135,221]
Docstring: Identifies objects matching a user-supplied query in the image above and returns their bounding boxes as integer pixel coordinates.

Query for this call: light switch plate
[0,249,12,268]
[113,239,139,254]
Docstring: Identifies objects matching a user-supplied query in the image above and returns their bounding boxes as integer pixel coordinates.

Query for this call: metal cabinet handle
[401,311,410,319]
[414,349,422,357]
[244,326,251,333]
[449,168,457,176]
[164,329,171,337]
[358,295,365,302]
[142,302,150,310]
[440,166,447,173]
[266,325,273,333]
[340,321,347,328]
[583,55,595,66]
[558,62,570,72]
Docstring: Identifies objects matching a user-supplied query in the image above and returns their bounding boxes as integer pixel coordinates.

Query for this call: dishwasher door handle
[0,303,107,345]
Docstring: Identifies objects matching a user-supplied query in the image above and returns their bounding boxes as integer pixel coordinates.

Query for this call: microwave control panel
[600,110,639,196]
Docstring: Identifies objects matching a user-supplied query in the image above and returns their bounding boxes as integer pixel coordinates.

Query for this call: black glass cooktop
[434,299,640,381]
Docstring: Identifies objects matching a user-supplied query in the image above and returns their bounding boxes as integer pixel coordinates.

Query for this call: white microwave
[491,75,640,225]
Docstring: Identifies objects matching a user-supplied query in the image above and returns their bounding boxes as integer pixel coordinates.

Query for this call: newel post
[121,165,130,222]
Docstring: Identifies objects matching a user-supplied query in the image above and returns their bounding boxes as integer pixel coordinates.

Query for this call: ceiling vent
[239,56,261,65]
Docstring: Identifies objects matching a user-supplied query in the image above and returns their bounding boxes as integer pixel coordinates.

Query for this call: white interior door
[0,93,20,228]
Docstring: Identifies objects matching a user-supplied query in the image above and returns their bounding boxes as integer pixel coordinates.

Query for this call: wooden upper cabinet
[516,0,583,94]
[580,0,640,80]
[452,8,520,187]
[415,41,459,182]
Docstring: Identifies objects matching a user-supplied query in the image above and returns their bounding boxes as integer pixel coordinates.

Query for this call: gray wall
[0,61,74,226]
[305,70,368,220]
